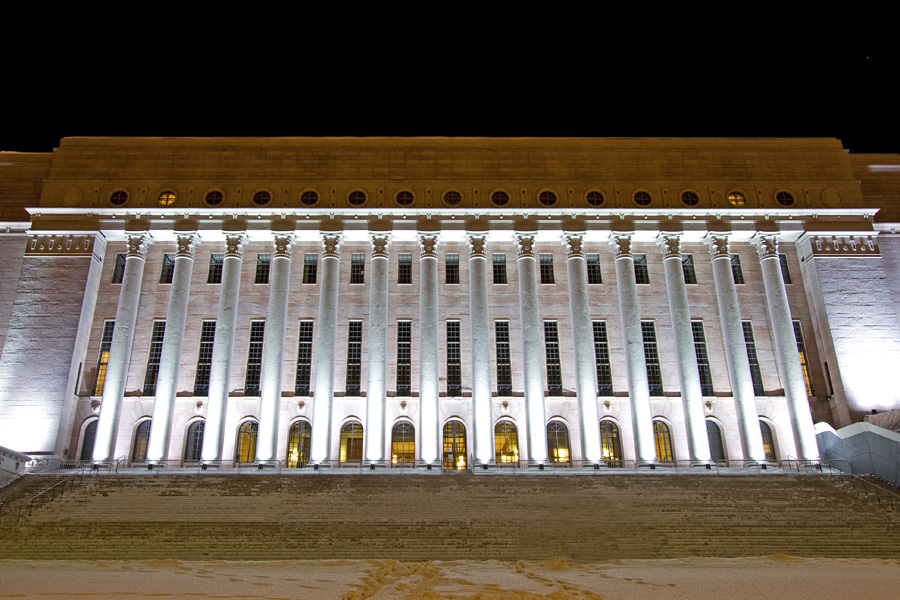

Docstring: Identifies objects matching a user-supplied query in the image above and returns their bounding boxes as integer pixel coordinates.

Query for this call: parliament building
[1,137,899,470]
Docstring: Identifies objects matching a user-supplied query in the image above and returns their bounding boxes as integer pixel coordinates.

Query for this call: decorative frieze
[26,234,96,256]
[563,233,584,258]
[807,234,879,257]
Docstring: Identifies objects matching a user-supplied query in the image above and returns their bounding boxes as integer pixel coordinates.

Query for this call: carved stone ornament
[371,234,391,258]
[751,234,779,260]
[705,235,730,259]
[809,234,879,257]
[467,234,487,258]
[657,234,682,259]
[272,234,295,258]
[609,234,632,258]
[224,234,248,258]
[322,234,342,258]
[419,233,439,258]
[26,234,95,257]
[125,233,150,259]
[175,233,199,259]
[563,234,584,259]
[515,233,535,258]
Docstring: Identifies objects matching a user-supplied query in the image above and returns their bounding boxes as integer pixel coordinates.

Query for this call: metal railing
[0,473,80,523]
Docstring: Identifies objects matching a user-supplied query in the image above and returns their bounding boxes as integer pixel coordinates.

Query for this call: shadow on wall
[816,421,900,487]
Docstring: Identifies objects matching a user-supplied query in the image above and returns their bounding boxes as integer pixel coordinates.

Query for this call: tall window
[494,421,518,463]
[730,254,745,284]
[633,254,650,284]
[396,321,411,396]
[340,421,364,463]
[302,253,318,284]
[547,421,570,463]
[446,321,462,396]
[295,321,314,396]
[681,254,697,284]
[398,253,412,284]
[492,253,507,284]
[600,420,622,464]
[193,321,216,396]
[391,421,415,464]
[443,420,467,470]
[207,253,224,284]
[80,419,98,461]
[593,321,613,396]
[793,321,814,396]
[346,321,363,395]
[706,420,725,462]
[642,321,663,396]
[691,321,714,395]
[539,254,555,284]
[742,321,764,396]
[495,321,512,396]
[653,420,673,462]
[143,321,166,396]
[255,253,271,284]
[111,253,126,283]
[779,253,792,284]
[760,421,777,461]
[286,420,311,468]
[94,321,115,396]
[350,253,365,284]
[184,420,205,462]
[159,253,176,284]
[445,253,459,284]
[544,321,562,396]
[244,321,265,396]
[235,420,258,462]
[586,253,602,284]
[132,420,152,462]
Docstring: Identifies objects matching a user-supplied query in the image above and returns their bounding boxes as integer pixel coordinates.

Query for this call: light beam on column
[418,233,441,465]
[364,233,390,463]
[310,234,342,464]
[468,233,495,466]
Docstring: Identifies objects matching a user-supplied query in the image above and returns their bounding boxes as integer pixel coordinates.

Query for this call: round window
[538,190,558,207]
[727,191,746,207]
[158,191,177,207]
[348,190,367,206]
[395,190,414,206]
[204,191,223,207]
[775,191,795,207]
[491,190,509,207]
[252,191,271,207]
[443,191,462,207]
[109,190,128,207]
[681,191,699,206]
[585,190,604,207]
[300,190,319,206]
[633,191,652,207]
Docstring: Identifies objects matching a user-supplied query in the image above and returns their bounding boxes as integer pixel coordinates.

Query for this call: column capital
[467,233,487,258]
[657,233,682,259]
[562,233,584,259]
[515,233,535,258]
[751,234,779,260]
[272,233,295,258]
[370,233,391,258]
[174,232,199,259]
[125,232,150,259]
[224,233,248,258]
[609,234,633,258]
[419,233,439,258]
[705,234,731,259]
[322,233,342,258]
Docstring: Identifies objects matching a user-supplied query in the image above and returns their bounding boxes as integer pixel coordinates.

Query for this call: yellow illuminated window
[727,191,746,207]
[494,421,519,463]
[158,191,177,206]
[340,421,364,462]
[391,422,415,464]
[653,420,673,462]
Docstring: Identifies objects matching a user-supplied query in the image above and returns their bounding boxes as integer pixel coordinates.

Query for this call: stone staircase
[1,473,898,560]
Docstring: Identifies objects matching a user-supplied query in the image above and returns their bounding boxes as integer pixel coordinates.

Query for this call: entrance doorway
[442,420,467,470]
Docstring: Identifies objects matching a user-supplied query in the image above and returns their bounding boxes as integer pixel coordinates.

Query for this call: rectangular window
[295,321,314,396]
[398,253,412,284]
[495,321,512,396]
[244,321,265,396]
[682,254,697,284]
[207,253,224,284]
[445,253,459,284]
[691,321,714,395]
[143,321,166,396]
[193,321,216,396]
[592,321,613,396]
[492,253,507,284]
[587,253,602,284]
[793,321,814,396]
[446,321,462,396]
[94,321,115,396]
[346,321,363,395]
[159,253,176,284]
[730,254,745,285]
[634,254,650,284]
[780,253,792,284]
[539,254,555,284]
[396,321,411,396]
[742,321,764,396]
[112,253,126,284]
[544,321,563,396]
[302,253,318,284]
[350,253,365,284]
[255,253,271,284]
[640,321,663,396]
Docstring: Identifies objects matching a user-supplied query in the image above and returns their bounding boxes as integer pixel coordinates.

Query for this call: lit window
[235,420,258,462]
[109,190,128,206]
[193,321,216,396]
[633,254,650,285]
[184,420,205,463]
[295,321,314,396]
[301,190,319,206]
[547,421,570,463]
[348,190,367,206]
[642,321,663,396]
[447,321,462,397]
[287,420,311,468]
[491,190,509,206]
[586,190,604,207]
[158,191,177,206]
[600,420,622,464]
[653,421,673,461]
[779,253,792,284]
[538,190,557,206]
[707,420,725,462]
[207,254,224,284]
[159,253,175,284]
[692,322,714,396]
[142,321,166,396]
[204,191,223,207]
[544,321,562,396]
[132,420,152,462]
[396,321,411,396]
[340,421,364,462]
[681,191,700,206]
[302,253,317,284]
[793,321,814,396]
[443,190,462,206]
[346,321,363,395]
[94,321,115,396]
[494,421,518,464]
[775,191,794,207]
[244,321,265,396]
[727,191,746,207]
[633,190,652,206]
[443,420,467,469]
[111,253,126,284]
[255,253,271,284]
[539,254,555,284]
[252,190,271,206]
[742,322,764,396]
[492,253,507,284]
[350,253,365,284]
[445,253,459,284]
[495,321,512,396]
[391,422,415,464]
[593,322,613,396]
[682,254,697,284]
[730,254,745,284]
[398,253,412,284]
[587,253,602,284]
[395,190,414,206]
[760,421,777,461]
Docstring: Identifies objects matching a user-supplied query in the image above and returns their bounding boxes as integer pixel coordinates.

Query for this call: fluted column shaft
[147,233,198,463]
[707,235,766,462]
[468,234,494,465]
[563,234,603,463]
[202,234,246,464]
[753,235,820,461]
[516,234,548,463]
[310,234,342,463]
[658,234,711,464]
[93,233,149,462]
[256,235,295,464]
[364,234,390,462]
[610,235,656,463]
[418,234,441,464]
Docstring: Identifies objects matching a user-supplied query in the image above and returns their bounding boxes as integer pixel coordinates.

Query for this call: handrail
[3,473,79,523]
[845,474,900,510]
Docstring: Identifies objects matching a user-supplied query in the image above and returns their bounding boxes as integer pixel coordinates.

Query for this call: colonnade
[92,228,820,466]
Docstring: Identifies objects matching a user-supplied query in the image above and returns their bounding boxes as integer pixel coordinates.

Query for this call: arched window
[600,420,622,464]
[494,421,519,464]
[287,420,311,468]
[653,420,673,462]
[442,420,467,469]
[235,420,258,463]
[340,421,364,463]
[391,421,415,464]
[131,420,152,462]
[706,420,726,463]
[547,421,570,463]
[79,419,98,461]
[760,421,777,461]
[184,420,205,462]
